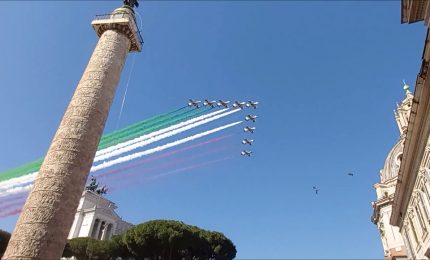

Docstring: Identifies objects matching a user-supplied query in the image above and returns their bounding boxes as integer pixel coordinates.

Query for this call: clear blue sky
[0,1,427,258]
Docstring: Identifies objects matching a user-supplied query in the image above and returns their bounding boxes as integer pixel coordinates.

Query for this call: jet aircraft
[242,138,254,145]
[313,186,320,195]
[188,99,201,108]
[203,99,217,108]
[246,101,259,109]
[232,101,246,109]
[243,126,256,133]
[245,114,258,122]
[347,173,354,176]
[217,100,230,108]
[241,150,252,156]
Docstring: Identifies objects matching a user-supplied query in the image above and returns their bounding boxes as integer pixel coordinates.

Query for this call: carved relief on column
[3,29,131,260]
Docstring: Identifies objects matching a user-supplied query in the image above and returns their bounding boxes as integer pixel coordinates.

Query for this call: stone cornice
[401,0,429,24]
[391,29,430,228]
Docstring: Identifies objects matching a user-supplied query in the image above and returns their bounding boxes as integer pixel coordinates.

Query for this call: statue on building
[86,175,99,192]
[123,0,139,8]
[96,185,108,195]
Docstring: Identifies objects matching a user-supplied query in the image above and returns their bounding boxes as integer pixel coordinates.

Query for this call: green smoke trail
[98,108,197,148]
[99,107,189,146]
[0,107,206,182]
[97,108,209,150]
[0,159,42,182]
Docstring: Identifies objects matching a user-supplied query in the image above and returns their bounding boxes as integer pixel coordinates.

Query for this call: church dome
[380,139,404,183]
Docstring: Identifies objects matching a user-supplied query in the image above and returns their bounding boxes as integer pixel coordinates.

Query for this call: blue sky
[0,1,427,258]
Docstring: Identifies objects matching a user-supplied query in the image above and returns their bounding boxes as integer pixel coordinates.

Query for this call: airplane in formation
[246,101,259,109]
[243,126,256,133]
[233,101,246,109]
[245,114,258,122]
[242,138,254,145]
[188,99,201,108]
[217,100,230,108]
[203,99,217,108]
[313,186,320,195]
[241,150,252,157]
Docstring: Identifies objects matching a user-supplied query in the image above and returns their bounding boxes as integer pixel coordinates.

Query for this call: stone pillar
[3,6,141,260]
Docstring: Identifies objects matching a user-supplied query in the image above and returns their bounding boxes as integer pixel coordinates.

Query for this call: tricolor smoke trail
[0,121,242,197]
[91,121,243,172]
[0,157,231,217]
[98,108,210,150]
[0,109,237,192]
[94,108,239,162]
[0,107,204,182]
[0,145,235,216]
[95,108,229,159]
[98,134,233,179]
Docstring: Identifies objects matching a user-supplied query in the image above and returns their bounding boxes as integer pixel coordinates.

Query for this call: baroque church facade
[371,85,411,260]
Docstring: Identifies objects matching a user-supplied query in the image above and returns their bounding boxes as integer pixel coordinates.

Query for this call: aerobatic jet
[242,138,254,145]
[188,99,201,108]
[243,126,256,133]
[203,99,217,108]
[313,186,320,195]
[241,150,252,157]
[217,100,230,108]
[347,173,354,177]
[246,101,259,109]
[232,101,246,109]
[245,114,258,122]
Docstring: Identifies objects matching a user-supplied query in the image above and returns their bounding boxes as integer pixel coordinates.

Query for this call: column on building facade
[98,221,106,240]
[403,228,415,259]
[72,212,85,238]
[408,215,420,249]
[90,219,100,239]
[101,223,113,240]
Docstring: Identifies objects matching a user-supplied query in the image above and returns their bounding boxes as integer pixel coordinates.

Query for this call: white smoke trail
[91,121,243,172]
[0,172,37,192]
[0,121,242,197]
[0,183,32,198]
[94,109,240,163]
[0,109,231,191]
[96,108,228,158]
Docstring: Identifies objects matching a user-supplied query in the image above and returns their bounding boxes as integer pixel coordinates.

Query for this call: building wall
[67,191,133,241]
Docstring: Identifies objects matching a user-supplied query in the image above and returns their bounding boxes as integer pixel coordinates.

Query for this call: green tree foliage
[0,229,11,257]
[62,237,118,260]
[122,219,236,260]
[62,219,236,260]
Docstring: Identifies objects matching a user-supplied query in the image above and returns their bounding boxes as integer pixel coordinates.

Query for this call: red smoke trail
[0,208,22,218]
[0,192,29,206]
[147,156,234,181]
[106,155,234,193]
[97,134,233,179]
[0,199,26,213]
[104,145,230,189]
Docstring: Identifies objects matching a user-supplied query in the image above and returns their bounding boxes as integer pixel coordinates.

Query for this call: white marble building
[67,190,133,240]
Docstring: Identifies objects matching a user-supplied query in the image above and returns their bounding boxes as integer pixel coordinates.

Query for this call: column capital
[92,7,143,52]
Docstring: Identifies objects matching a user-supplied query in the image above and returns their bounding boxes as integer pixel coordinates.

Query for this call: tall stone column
[3,6,142,260]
